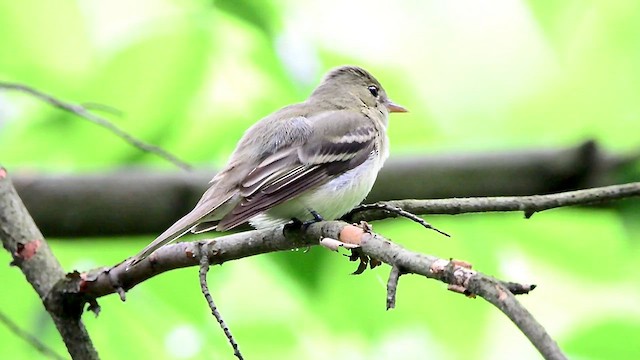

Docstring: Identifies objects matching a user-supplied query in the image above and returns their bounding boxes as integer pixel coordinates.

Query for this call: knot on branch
[45,272,101,319]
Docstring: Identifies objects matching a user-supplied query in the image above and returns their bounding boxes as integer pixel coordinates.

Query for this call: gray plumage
[129,65,406,267]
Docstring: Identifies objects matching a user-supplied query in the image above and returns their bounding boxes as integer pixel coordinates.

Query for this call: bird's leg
[302,209,324,229]
[309,210,324,222]
[282,210,324,235]
[344,202,450,237]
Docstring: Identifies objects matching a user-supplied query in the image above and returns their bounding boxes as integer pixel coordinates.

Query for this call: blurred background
[1,0,640,359]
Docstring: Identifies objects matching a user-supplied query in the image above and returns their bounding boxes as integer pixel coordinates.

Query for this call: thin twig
[348,182,640,222]
[198,245,244,360]
[80,102,125,117]
[0,82,191,171]
[504,282,537,295]
[345,203,450,237]
[0,310,67,360]
[386,266,402,310]
[467,277,565,360]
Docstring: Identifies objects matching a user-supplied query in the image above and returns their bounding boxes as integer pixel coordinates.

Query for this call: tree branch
[0,310,66,360]
[359,233,564,360]
[74,220,561,359]
[9,168,634,359]
[386,266,402,310]
[0,82,191,171]
[5,168,638,360]
[198,244,244,360]
[0,168,99,359]
[466,276,562,360]
[2,82,633,360]
[12,141,639,238]
[346,181,640,222]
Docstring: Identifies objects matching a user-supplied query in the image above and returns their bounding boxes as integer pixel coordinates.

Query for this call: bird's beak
[385,100,408,113]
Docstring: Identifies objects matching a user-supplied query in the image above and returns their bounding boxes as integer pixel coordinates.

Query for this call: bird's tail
[127,192,237,270]
[127,216,199,269]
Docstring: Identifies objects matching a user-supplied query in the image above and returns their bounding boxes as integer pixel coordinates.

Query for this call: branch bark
[361,235,564,360]
[7,171,639,359]
[346,181,640,222]
[77,221,559,360]
[198,245,244,360]
[0,168,99,360]
[68,182,640,359]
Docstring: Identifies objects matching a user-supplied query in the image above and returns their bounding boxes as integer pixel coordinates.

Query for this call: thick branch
[77,221,560,359]
[466,276,562,360]
[13,141,638,238]
[79,221,525,297]
[359,233,564,360]
[0,169,99,359]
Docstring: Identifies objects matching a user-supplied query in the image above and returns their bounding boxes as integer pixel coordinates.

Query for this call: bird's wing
[129,110,377,267]
[216,111,377,230]
[128,109,313,267]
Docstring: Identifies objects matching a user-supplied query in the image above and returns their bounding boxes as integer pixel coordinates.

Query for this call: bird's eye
[368,85,379,97]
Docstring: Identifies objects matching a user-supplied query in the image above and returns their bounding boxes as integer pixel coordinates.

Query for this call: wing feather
[216,112,377,230]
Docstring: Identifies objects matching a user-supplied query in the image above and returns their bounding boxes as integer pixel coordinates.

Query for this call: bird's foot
[282,211,325,235]
[283,217,303,236]
[301,210,324,229]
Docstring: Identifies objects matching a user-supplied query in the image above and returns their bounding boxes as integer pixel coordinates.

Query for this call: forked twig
[346,203,450,237]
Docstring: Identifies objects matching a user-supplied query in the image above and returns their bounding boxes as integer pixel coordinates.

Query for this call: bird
[129,65,407,267]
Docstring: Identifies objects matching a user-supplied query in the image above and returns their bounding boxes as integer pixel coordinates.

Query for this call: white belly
[249,152,383,228]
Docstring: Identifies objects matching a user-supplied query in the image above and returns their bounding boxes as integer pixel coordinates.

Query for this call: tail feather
[191,221,220,234]
[127,193,237,269]
[127,216,198,269]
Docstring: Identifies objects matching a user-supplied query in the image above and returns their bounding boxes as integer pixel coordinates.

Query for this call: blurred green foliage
[1,0,640,359]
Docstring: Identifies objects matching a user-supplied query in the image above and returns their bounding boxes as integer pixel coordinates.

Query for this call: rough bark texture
[7,168,639,360]
[0,168,99,360]
[346,182,640,222]
[76,221,563,360]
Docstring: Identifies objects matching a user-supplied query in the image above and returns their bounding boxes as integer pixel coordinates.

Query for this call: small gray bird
[130,65,406,266]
